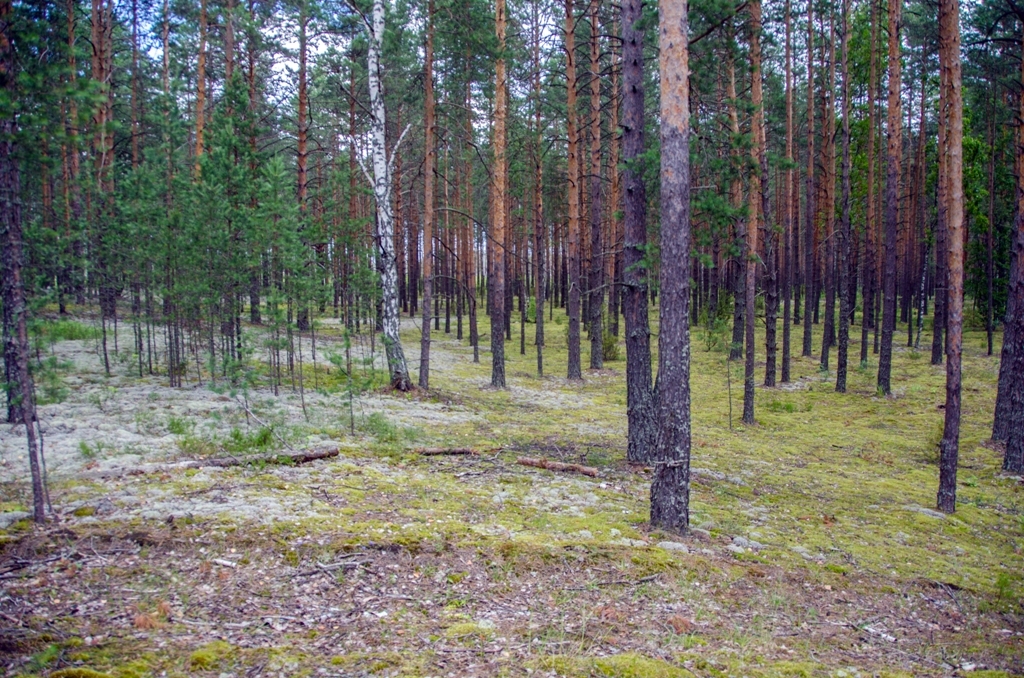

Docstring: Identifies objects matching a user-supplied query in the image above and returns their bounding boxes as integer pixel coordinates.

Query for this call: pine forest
[1,0,1023,673]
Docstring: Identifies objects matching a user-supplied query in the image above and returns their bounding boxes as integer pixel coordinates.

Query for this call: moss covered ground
[0,307,1021,676]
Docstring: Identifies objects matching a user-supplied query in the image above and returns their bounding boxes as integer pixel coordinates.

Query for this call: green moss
[444,622,494,640]
[72,506,97,517]
[533,653,694,677]
[188,641,233,670]
[49,670,114,678]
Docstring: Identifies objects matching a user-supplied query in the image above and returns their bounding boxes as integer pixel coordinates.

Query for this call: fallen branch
[516,457,599,477]
[416,447,487,456]
[190,447,339,469]
[85,447,340,480]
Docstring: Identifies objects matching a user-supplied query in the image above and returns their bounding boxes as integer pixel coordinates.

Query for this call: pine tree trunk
[0,0,45,521]
[419,0,435,389]
[1000,36,1024,464]
[727,49,745,362]
[743,0,764,423]
[566,0,583,380]
[588,0,604,370]
[820,13,836,371]
[491,0,508,387]
[781,0,794,384]
[533,0,545,376]
[836,0,852,392]
[937,0,964,513]
[651,0,692,534]
[803,2,815,358]
[621,0,655,462]
[877,0,901,396]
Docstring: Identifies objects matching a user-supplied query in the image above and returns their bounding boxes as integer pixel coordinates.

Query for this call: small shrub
[33,356,72,404]
[602,332,620,362]
[222,426,275,454]
[78,441,104,458]
[362,412,399,442]
[766,400,797,413]
[167,416,192,436]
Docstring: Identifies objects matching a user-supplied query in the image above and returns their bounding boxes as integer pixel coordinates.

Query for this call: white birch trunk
[367,0,411,390]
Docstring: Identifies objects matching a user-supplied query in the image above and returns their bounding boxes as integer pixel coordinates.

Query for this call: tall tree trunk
[937,0,964,514]
[743,0,764,424]
[781,0,793,383]
[296,3,310,331]
[533,0,545,376]
[836,0,852,392]
[727,47,745,362]
[803,0,815,358]
[1,0,45,521]
[1000,33,1024,466]
[933,57,949,366]
[465,82,479,363]
[366,0,412,390]
[621,0,655,461]
[419,0,435,389]
[491,0,508,387]
[651,0,691,534]
[588,0,604,369]
[195,0,207,169]
[877,0,901,396]
[609,37,622,338]
[566,0,583,380]
[862,0,878,365]
[820,12,836,371]
[987,85,997,357]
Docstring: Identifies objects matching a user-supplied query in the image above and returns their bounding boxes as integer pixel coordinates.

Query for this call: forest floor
[0,307,1022,677]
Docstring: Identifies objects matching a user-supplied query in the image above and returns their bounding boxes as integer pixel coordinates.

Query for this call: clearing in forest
[1,313,1022,677]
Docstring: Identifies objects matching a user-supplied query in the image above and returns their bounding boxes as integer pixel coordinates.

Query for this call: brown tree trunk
[937,0,964,513]
[588,0,604,369]
[836,0,852,392]
[608,38,621,338]
[877,0,901,396]
[802,1,815,358]
[195,0,207,169]
[999,33,1024,465]
[727,47,745,362]
[420,0,435,389]
[933,57,949,366]
[781,0,794,383]
[621,0,655,461]
[533,0,545,376]
[295,3,310,331]
[820,12,836,371]
[743,0,764,424]
[491,0,508,387]
[1,0,45,521]
[862,0,877,364]
[651,0,692,533]
[566,0,583,380]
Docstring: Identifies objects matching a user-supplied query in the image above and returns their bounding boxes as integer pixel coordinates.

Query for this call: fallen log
[415,447,486,456]
[516,456,599,477]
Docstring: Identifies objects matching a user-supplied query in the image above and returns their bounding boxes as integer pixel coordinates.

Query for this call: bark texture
[937,0,964,514]
[651,0,691,534]
[877,0,901,396]
[621,0,656,462]
[366,0,411,390]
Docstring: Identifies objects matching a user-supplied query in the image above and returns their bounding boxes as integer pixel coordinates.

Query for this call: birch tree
[363,0,412,391]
